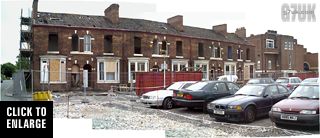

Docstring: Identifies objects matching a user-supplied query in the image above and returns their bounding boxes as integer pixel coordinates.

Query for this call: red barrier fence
[135,72,202,96]
[289,72,319,80]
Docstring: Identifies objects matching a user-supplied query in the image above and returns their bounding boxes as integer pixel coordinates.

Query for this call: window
[176,41,183,56]
[104,35,113,53]
[288,54,292,69]
[128,60,148,82]
[48,33,58,51]
[198,43,204,57]
[212,46,221,58]
[237,48,242,59]
[97,59,120,82]
[284,42,288,50]
[278,85,288,94]
[266,39,274,48]
[152,39,159,54]
[268,60,272,69]
[213,83,227,92]
[246,48,250,60]
[227,83,240,93]
[84,35,91,52]
[134,37,141,54]
[225,64,235,75]
[160,41,168,55]
[172,61,188,72]
[257,60,261,69]
[99,62,104,81]
[227,46,232,59]
[71,34,79,51]
[40,58,66,83]
[265,85,279,96]
[194,62,209,80]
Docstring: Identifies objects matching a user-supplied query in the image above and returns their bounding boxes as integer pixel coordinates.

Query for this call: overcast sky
[1,0,319,64]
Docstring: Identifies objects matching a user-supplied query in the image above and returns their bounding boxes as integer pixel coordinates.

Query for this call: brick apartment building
[28,1,256,91]
[248,30,318,77]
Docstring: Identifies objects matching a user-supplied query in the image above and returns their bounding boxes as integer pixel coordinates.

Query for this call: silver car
[140,81,196,109]
[276,77,302,91]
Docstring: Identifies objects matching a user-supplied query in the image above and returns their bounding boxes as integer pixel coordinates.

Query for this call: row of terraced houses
[23,1,318,91]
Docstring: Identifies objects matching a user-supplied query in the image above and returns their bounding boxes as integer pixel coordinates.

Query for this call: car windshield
[186,82,208,91]
[166,82,183,90]
[276,78,289,83]
[289,85,319,99]
[234,85,265,96]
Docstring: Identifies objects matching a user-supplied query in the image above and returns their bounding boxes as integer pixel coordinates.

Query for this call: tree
[16,55,30,70]
[1,62,16,79]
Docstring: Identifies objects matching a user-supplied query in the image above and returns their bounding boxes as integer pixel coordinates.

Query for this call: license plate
[213,110,225,115]
[280,114,297,121]
[177,93,183,97]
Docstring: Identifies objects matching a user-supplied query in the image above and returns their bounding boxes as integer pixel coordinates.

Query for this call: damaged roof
[34,12,250,45]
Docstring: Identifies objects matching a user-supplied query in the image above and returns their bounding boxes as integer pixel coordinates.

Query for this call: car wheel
[244,106,256,123]
[163,97,174,109]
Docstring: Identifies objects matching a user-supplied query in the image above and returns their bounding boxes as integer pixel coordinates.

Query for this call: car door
[258,85,277,114]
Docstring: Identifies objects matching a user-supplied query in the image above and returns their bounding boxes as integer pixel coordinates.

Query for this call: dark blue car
[207,84,290,123]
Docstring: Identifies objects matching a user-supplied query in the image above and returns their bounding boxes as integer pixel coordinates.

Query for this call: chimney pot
[235,27,246,38]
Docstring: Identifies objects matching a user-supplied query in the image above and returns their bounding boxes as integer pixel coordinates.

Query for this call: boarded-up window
[106,61,116,80]
[49,59,60,82]
[134,37,141,54]
[152,39,159,54]
[71,34,79,51]
[60,60,66,82]
[104,35,113,53]
[48,33,58,51]
[176,41,182,56]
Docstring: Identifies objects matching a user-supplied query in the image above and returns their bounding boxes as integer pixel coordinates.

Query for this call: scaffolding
[17,9,33,94]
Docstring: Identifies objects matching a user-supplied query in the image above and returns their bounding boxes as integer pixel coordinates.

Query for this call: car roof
[245,83,277,87]
[298,82,320,86]
[173,81,197,83]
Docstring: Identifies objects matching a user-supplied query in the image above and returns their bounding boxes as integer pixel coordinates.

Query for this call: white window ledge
[210,57,222,60]
[134,54,143,57]
[47,51,59,54]
[227,59,233,61]
[103,53,114,56]
[152,54,169,58]
[175,56,184,59]
[245,60,251,62]
[40,81,67,84]
[237,59,243,62]
[70,51,93,55]
[198,57,205,60]
[97,80,120,84]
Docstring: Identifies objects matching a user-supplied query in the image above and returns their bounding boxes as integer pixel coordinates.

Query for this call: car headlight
[300,110,317,115]
[207,103,215,110]
[228,105,242,111]
[271,107,281,112]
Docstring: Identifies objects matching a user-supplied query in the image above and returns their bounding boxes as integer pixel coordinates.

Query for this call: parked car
[247,78,275,84]
[173,81,240,112]
[207,84,290,123]
[276,77,302,91]
[301,77,319,84]
[140,81,196,109]
[269,83,319,126]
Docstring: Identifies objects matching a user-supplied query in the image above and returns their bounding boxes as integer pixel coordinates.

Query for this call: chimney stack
[32,0,38,19]
[104,4,119,24]
[235,27,246,39]
[167,15,183,32]
[213,24,227,36]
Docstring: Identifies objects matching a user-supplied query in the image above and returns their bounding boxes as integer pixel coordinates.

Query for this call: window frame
[97,58,120,83]
[266,39,275,49]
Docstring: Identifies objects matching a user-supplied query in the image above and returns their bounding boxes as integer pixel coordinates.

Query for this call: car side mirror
[263,94,269,98]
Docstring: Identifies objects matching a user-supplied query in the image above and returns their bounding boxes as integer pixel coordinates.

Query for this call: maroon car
[269,83,319,126]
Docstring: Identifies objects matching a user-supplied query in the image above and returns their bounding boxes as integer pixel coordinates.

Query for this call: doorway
[83,64,92,87]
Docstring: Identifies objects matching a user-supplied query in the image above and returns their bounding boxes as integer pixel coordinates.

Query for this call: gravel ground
[53,92,316,137]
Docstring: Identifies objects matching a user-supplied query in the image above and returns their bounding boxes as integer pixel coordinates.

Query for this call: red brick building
[28,1,255,91]
[248,30,318,78]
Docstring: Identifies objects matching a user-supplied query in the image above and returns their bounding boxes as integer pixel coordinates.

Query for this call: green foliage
[1,62,16,79]
[16,56,30,70]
